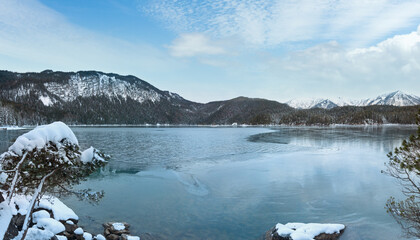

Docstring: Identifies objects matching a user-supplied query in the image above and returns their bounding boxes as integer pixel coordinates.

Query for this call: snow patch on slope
[286,98,328,109]
[39,95,53,106]
[44,73,162,103]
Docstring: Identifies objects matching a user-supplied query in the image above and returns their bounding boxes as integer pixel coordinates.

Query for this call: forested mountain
[0,70,418,126]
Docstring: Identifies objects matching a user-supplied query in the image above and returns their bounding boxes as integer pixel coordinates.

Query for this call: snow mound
[0,200,13,239]
[0,172,7,184]
[25,227,55,240]
[81,146,106,163]
[95,234,106,240]
[8,121,78,156]
[56,235,67,240]
[275,222,345,240]
[1,194,79,239]
[74,227,83,235]
[83,232,93,240]
[32,210,51,223]
[12,194,31,215]
[37,196,79,221]
[36,218,65,234]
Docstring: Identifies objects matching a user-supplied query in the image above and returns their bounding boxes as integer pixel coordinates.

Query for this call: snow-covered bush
[0,121,109,239]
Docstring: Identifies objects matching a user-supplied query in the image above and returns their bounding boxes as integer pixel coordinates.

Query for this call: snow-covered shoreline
[1,123,417,129]
[1,190,346,240]
[0,191,140,240]
[0,122,114,240]
[0,126,28,131]
[265,222,346,240]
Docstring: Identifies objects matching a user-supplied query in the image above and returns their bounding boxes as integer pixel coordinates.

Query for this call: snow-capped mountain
[0,70,292,125]
[357,90,420,107]
[0,70,418,125]
[286,98,338,109]
[3,70,185,107]
[286,91,420,109]
[0,70,200,125]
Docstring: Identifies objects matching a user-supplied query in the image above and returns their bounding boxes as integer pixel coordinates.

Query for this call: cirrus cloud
[143,0,420,48]
[168,33,226,57]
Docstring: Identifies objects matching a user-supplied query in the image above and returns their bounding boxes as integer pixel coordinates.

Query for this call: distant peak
[391,90,403,94]
[41,69,54,74]
[286,90,420,109]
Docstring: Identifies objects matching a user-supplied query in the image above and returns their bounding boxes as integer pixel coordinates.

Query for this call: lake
[0,126,417,239]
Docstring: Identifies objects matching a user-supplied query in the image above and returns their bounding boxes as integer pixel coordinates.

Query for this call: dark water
[0,126,417,239]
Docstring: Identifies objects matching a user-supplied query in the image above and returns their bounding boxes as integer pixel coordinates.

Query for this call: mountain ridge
[286,90,420,109]
[0,70,418,126]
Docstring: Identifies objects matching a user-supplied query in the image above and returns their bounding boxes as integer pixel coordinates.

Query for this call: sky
[0,0,420,103]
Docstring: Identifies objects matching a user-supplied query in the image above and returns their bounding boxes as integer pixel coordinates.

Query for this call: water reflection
[0,126,417,240]
[249,126,414,153]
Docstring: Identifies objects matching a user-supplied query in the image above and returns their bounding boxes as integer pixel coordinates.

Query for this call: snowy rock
[62,220,78,234]
[32,210,52,223]
[112,222,126,231]
[36,218,65,234]
[103,222,130,234]
[121,234,141,240]
[95,234,106,240]
[37,196,79,222]
[74,227,83,235]
[103,222,131,239]
[83,232,93,240]
[25,227,55,240]
[56,235,68,240]
[265,222,345,240]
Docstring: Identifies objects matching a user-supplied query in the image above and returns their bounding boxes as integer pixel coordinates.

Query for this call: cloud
[1,0,419,103]
[0,0,180,79]
[168,33,226,57]
[285,27,420,77]
[143,0,420,47]
[258,25,420,99]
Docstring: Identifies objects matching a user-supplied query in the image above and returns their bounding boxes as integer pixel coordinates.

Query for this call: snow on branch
[0,121,109,240]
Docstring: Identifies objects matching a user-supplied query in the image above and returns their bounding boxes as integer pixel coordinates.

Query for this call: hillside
[0,70,418,126]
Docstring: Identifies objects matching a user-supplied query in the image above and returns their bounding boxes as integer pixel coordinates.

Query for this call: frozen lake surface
[0,126,416,239]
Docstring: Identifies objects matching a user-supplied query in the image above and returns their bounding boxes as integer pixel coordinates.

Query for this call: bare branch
[21,169,56,240]
[7,152,28,204]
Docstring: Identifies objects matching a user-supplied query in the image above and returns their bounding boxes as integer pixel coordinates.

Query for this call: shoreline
[0,123,417,129]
